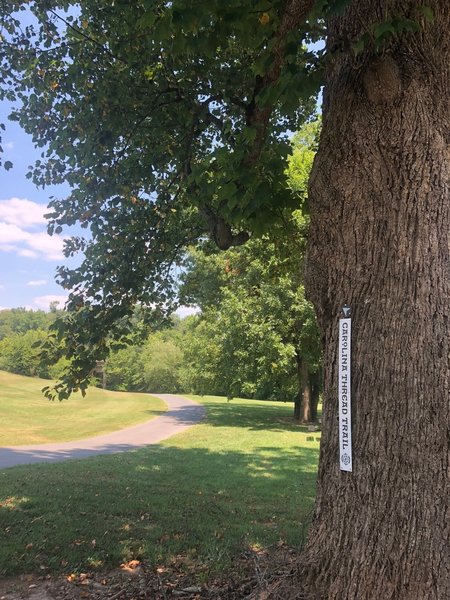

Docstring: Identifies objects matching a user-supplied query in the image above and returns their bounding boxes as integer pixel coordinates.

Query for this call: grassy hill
[0,371,166,445]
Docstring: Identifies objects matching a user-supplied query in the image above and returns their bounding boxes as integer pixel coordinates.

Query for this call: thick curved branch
[201,205,250,250]
[245,0,315,164]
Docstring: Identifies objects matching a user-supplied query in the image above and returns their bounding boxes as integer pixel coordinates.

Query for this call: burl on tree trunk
[294,1,450,598]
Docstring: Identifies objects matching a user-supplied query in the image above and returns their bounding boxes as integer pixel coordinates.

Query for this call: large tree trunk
[299,1,450,598]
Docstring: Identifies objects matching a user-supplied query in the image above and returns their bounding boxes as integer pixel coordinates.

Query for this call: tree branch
[245,0,315,164]
[48,8,128,65]
[200,205,250,250]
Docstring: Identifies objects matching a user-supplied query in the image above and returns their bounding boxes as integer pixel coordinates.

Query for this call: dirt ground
[0,544,302,600]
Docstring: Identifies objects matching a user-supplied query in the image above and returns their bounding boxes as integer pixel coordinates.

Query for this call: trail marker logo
[341,453,351,466]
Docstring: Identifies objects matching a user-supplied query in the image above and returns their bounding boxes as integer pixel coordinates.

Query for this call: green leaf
[373,22,396,39]
[393,18,421,33]
[220,181,238,199]
[242,127,258,143]
[417,6,434,23]
[352,33,370,57]
[4,160,13,171]
[137,11,157,29]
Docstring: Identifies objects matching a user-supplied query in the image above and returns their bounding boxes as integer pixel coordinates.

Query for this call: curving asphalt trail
[0,394,205,469]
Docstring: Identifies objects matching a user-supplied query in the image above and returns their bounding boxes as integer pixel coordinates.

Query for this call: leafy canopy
[180,234,321,401]
[179,119,322,400]
[0,0,329,397]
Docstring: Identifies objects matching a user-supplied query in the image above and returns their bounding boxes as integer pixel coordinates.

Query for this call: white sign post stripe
[338,312,352,472]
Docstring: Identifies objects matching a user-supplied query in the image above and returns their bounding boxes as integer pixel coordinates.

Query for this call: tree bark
[310,369,321,424]
[294,352,302,420]
[299,1,450,598]
[300,357,312,423]
[294,394,301,421]
[295,353,313,423]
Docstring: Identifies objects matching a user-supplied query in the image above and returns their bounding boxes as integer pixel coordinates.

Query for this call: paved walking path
[0,394,205,469]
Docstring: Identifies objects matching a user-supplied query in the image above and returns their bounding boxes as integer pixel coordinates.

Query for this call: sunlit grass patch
[0,395,319,579]
[0,496,29,510]
[0,371,166,445]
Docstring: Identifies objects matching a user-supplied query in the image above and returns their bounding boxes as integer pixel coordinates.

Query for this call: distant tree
[180,225,321,417]
[48,301,61,313]
[0,329,50,377]
[105,325,185,393]
[140,333,184,393]
[0,308,57,340]
[286,117,321,205]
[180,120,321,417]
[103,344,144,391]
[0,308,67,377]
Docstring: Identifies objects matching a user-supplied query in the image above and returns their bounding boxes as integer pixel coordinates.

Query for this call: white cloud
[33,294,68,310]
[0,197,47,228]
[0,222,30,243]
[18,248,39,258]
[175,305,200,318]
[26,231,64,260]
[27,279,48,286]
[4,142,14,150]
[0,203,65,261]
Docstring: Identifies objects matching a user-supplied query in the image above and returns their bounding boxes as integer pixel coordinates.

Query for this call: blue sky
[0,103,196,317]
[0,4,81,312]
[0,99,81,311]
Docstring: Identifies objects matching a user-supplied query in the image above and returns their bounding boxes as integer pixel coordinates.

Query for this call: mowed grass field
[0,393,320,580]
[0,371,167,445]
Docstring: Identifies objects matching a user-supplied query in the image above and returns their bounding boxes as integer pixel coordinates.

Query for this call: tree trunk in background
[294,353,313,422]
[310,369,320,423]
[294,354,301,420]
[299,1,450,598]
[300,357,312,423]
[294,396,301,420]
[294,399,300,420]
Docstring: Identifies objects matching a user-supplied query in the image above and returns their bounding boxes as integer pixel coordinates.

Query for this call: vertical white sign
[338,310,352,472]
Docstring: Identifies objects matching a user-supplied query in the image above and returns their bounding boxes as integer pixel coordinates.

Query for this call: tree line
[0,306,68,379]
[0,300,320,423]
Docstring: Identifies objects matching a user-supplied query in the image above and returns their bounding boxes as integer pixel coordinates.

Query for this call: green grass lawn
[0,395,320,580]
[0,371,167,445]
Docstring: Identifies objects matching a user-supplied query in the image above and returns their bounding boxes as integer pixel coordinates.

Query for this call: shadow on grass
[200,399,317,433]
[0,402,205,468]
[0,399,314,469]
[0,442,318,578]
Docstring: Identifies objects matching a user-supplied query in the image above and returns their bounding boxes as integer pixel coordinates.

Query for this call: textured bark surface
[299,1,450,598]
[310,370,320,423]
[300,358,312,423]
[294,354,317,423]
